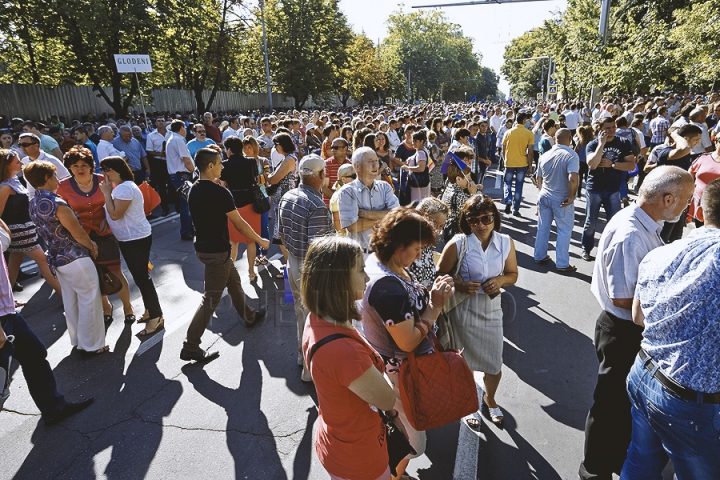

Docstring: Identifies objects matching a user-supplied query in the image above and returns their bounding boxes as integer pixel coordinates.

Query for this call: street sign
[549,86,557,94]
[385,98,392,105]
[114,54,152,73]
[549,79,557,85]
[550,73,557,80]
[537,82,542,87]
[536,93,543,100]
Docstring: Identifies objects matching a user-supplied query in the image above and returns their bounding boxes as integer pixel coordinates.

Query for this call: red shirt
[302,313,389,480]
[324,157,349,207]
[206,124,222,143]
[57,175,110,235]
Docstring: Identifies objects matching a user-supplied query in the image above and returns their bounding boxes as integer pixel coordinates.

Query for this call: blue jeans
[534,196,574,268]
[620,357,720,480]
[503,167,527,213]
[0,313,65,416]
[169,172,193,236]
[581,190,621,254]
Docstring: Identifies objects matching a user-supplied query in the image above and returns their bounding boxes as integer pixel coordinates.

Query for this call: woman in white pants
[25,160,107,356]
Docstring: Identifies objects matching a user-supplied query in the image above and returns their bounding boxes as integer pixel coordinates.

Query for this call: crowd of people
[1,91,719,479]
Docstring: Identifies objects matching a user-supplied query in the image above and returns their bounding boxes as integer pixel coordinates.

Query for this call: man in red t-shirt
[322,137,350,206]
[203,112,222,144]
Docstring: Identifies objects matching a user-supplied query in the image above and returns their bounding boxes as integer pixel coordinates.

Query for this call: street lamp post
[259,0,273,112]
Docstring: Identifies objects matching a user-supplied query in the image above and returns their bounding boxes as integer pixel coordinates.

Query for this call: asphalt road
[0,169,675,480]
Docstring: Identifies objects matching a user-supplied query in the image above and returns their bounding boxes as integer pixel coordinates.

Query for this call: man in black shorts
[180,148,270,363]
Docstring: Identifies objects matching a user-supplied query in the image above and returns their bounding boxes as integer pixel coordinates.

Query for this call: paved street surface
[1,169,675,479]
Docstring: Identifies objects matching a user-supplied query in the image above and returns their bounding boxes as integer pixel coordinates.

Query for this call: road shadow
[501,284,597,431]
[479,409,563,480]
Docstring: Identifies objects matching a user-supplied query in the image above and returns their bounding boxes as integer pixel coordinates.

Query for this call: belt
[639,350,720,404]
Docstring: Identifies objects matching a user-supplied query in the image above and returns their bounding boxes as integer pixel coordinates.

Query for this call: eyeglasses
[330,145,346,150]
[196,130,206,134]
[342,174,357,179]
[18,142,36,148]
[100,166,112,172]
[466,214,494,226]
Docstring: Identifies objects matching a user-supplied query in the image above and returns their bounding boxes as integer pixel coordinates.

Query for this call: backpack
[617,128,640,157]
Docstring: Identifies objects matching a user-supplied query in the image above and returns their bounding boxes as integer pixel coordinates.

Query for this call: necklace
[76,178,93,188]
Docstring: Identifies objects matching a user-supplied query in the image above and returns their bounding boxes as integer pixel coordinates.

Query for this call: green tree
[262,0,352,108]
[671,1,720,92]
[336,34,389,106]
[381,8,493,103]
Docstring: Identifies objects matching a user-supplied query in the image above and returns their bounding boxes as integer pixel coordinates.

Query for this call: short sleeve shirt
[105,181,152,242]
[166,132,193,174]
[585,136,632,192]
[188,180,236,253]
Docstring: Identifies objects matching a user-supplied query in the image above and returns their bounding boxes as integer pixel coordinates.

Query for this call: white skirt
[448,292,503,374]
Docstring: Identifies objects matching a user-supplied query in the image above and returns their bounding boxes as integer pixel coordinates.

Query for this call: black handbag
[252,186,271,214]
[0,334,14,410]
[407,150,430,188]
[308,333,416,477]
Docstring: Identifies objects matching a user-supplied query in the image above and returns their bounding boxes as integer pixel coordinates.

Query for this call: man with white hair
[278,154,333,382]
[337,147,399,251]
[579,165,695,480]
[112,125,149,184]
[96,125,125,162]
[688,107,714,158]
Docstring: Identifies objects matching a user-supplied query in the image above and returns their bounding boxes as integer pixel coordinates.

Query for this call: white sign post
[114,54,152,125]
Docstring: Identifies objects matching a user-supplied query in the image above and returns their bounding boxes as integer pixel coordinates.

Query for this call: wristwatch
[611,162,616,169]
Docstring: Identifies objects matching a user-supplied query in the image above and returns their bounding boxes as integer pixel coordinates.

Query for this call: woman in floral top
[267,132,297,278]
[26,160,107,356]
[440,146,479,243]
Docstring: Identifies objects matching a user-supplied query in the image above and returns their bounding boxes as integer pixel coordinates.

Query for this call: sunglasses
[342,174,357,179]
[466,214,494,226]
[18,142,36,148]
[100,166,112,172]
[330,145,346,150]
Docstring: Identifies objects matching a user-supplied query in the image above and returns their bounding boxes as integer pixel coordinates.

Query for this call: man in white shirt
[257,117,275,158]
[221,117,241,142]
[166,120,195,240]
[386,118,402,153]
[489,106,504,135]
[96,126,126,161]
[689,108,713,156]
[145,117,172,216]
[562,104,581,133]
[17,133,70,198]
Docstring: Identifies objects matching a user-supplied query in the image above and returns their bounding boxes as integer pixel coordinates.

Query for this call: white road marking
[453,382,484,480]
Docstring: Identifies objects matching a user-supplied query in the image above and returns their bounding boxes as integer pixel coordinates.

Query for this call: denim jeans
[620,357,720,480]
[118,235,162,319]
[534,195,574,268]
[0,313,65,416]
[169,172,193,236]
[581,190,621,254]
[503,167,527,213]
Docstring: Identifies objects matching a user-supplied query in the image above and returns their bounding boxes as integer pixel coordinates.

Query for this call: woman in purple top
[25,160,107,356]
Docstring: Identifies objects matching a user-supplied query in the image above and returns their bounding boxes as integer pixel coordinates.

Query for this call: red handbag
[398,330,479,431]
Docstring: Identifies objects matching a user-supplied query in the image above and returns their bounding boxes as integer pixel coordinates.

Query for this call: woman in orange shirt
[57,146,134,325]
[302,236,402,480]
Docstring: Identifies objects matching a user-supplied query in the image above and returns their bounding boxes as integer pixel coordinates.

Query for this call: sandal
[124,314,137,324]
[103,305,114,326]
[482,394,504,428]
[466,416,482,430]
[138,316,164,336]
[249,273,257,283]
[136,310,150,324]
[78,345,110,357]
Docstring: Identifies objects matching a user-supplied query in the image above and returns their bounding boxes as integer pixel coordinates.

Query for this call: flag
[440,151,468,174]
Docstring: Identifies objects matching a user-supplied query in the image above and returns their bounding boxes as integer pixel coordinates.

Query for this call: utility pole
[259,0,273,112]
[407,67,412,104]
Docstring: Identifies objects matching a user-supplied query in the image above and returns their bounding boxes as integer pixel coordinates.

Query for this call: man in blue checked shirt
[620,178,720,480]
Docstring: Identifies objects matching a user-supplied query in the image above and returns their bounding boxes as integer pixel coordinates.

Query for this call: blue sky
[338,0,569,96]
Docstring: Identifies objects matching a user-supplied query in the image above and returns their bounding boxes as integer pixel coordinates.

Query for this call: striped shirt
[278,184,332,259]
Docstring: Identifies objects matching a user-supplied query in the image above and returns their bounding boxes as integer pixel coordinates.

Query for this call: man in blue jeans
[581,117,636,260]
[621,178,720,480]
[533,129,579,272]
[166,119,195,240]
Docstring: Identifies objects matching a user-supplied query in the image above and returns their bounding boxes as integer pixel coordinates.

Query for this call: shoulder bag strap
[307,333,354,366]
[452,234,468,278]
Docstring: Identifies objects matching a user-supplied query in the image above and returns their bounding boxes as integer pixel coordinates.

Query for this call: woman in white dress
[437,194,518,427]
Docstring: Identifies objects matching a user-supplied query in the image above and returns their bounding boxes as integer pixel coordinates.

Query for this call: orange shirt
[303,313,389,480]
[321,139,333,160]
[57,175,110,236]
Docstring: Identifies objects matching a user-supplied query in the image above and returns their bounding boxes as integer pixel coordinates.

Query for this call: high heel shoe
[138,316,164,336]
[103,304,114,326]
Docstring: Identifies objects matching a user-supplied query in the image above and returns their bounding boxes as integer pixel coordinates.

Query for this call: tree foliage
[502,0,717,99]
[381,8,499,102]
[0,0,502,113]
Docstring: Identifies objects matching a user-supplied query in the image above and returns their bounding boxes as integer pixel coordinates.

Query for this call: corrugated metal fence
[0,84,353,120]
